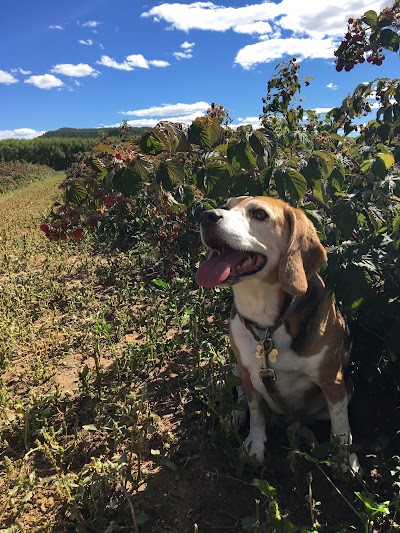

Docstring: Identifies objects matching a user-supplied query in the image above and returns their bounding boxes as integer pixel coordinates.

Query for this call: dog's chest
[231,315,325,415]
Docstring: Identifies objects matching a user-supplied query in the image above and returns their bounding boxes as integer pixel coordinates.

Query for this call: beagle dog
[196,196,360,473]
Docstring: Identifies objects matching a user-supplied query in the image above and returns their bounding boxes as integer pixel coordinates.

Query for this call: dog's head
[195,196,327,295]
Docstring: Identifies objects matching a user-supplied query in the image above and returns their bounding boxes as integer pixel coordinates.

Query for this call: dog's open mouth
[196,245,267,288]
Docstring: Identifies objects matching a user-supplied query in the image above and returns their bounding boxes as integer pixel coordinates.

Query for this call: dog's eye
[252,209,269,221]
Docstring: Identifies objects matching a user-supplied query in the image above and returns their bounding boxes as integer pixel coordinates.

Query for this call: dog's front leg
[320,378,361,475]
[238,363,267,463]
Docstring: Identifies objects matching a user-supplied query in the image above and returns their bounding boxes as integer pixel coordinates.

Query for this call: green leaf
[371,152,395,177]
[253,479,277,498]
[152,279,170,289]
[284,168,307,205]
[231,173,263,197]
[82,424,97,431]
[360,159,372,173]
[112,167,142,196]
[274,168,286,200]
[133,156,153,178]
[90,157,104,173]
[241,516,261,532]
[362,10,378,28]
[249,128,277,162]
[376,152,395,169]
[92,144,115,155]
[329,165,345,192]
[367,207,384,231]
[227,141,257,169]
[139,131,166,155]
[331,201,358,239]
[332,263,371,309]
[310,442,333,459]
[301,157,322,187]
[312,150,336,179]
[380,28,400,52]
[150,448,161,455]
[354,492,390,515]
[66,179,87,205]
[156,159,185,190]
[188,116,221,148]
[203,160,232,198]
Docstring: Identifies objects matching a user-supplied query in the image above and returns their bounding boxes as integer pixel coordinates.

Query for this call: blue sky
[0,0,396,139]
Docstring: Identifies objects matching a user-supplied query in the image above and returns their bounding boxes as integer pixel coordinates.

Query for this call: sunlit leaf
[66,179,87,204]
[362,9,378,27]
[188,117,221,148]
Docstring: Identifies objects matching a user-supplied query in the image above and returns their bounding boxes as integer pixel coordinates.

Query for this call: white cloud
[235,36,337,68]
[51,63,100,77]
[234,21,272,35]
[125,54,150,69]
[119,101,210,117]
[313,107,333,114]
[327,82,338,90]
[49,24,63,30]
[97,54,169,71]
[141,2,281,32]
[18,68,32,75]
[79,39,93,45]
[108,111,207,128]
[149,60,170,67]
[24,74,64,89]
[142,0,388,66]
[81,20,102,28]
[173,41,195,60]
[231,116,262,129]
[181,41,195,49]
[173,51,193,59]
[0,70,18,84]
[97,55,133,71]
[0,128,46,140]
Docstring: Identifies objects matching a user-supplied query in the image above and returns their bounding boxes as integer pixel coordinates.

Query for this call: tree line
[0,138,96,170]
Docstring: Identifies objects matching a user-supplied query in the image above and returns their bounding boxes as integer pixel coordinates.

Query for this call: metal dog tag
[268,348,279,363]
[255,344,264,359]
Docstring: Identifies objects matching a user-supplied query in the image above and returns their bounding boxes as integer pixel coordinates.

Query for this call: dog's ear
[279,207,327,295]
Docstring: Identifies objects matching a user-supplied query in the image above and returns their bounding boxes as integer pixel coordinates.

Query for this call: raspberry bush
[42,9,399,384]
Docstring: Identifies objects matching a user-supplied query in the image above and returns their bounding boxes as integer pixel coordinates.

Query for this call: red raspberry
[71,229,83,240]
[105,197,116,208]
[88,218,98,228]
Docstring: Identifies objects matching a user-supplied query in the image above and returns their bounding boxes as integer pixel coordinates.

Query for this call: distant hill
[40,126,150,139]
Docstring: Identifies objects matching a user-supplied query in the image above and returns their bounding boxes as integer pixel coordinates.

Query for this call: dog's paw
[243,433,267,463]
[349,453,363,477]
[333,451,363,478]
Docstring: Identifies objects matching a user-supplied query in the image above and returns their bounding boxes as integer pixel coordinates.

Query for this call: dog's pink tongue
[196,249,247,288]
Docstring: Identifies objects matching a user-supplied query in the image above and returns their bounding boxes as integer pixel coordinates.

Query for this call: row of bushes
[0,160,57,194]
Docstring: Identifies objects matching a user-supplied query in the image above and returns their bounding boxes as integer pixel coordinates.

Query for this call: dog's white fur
[199,196,361,473]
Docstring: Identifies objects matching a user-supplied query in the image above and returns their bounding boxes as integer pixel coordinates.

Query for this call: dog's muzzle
[196,210,267,288]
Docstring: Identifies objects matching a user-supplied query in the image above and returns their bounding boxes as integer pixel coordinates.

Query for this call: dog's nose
[200,210,223,225]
